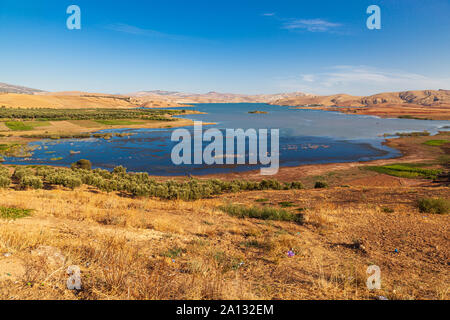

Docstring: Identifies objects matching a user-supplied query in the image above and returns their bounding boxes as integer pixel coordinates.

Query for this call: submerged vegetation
[0,143,34,157]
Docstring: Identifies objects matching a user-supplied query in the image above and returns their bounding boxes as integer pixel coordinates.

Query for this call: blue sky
[0,0,449,95]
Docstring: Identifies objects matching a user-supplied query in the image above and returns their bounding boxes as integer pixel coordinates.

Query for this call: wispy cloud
[276,66,450,95]
[282,18,342,32]
[262,13,275,17]
[105,23,188,41]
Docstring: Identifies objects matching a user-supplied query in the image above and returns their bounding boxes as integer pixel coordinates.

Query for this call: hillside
[0,92,184,109]
[0,82,44,94]
[271,90,450,120]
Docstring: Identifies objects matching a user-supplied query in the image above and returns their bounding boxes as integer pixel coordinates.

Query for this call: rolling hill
[0,82,44,94]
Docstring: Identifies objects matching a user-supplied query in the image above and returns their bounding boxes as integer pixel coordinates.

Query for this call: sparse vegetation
[0,108,181,122]
[365,164,442,179]
[384,131,432,137]
[397,115,432,120]
[423,140,449,146]
[417,198,449,214]
[4,121,35,131]
[0,206,32,219]
[220,204,304,224]
[279,201,295,208]
[95,120,142,126]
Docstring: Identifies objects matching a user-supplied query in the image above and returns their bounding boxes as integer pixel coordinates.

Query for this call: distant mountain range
[270,90,450,108]
[130,90,310,104]
[0,82,45,94]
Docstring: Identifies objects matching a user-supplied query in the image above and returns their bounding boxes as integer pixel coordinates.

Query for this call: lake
[4,103,449,175]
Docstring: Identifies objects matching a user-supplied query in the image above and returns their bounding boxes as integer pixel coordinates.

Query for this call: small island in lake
[248,110,268,114]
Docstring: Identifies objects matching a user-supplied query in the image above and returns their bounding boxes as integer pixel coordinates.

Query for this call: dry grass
[0,184,448,300]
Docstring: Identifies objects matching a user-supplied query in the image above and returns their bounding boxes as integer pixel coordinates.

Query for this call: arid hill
[271,90,450,120]
[0,91,184,109]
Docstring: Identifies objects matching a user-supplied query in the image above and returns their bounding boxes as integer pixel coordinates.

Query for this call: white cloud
[282,19,342,32]
[276,66,450,95]
[262,13,275,17]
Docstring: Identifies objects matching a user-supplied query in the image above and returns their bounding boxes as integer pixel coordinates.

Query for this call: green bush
[220,204,304,224]
[13,167,34,180]
[417,198,449,214]
[71,159,92,170]
[47,173,82,189]
[285,181,304,189]
[19,176,43,190]
[0,166,10,177]
[0,176,10,188]
[113,165,127,175]
[314,181,329,189]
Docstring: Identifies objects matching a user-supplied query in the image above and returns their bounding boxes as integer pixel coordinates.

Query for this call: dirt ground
[0,183,448,300]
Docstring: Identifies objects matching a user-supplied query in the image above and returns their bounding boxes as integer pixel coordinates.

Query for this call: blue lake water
[4,103,449,175]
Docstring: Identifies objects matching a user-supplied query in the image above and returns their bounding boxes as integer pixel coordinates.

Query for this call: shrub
[47,173,82,189]
[220,204,304,224]
[286,181,304,189]
[314,181,329,189]
[19,176,43,189]
[279,201,295,208]
[71,159,92,170]
[0,166,10,177]
[13,167,34,180]
[0,176,10,188]
[417,198,449,214]
[113,165,127,175]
